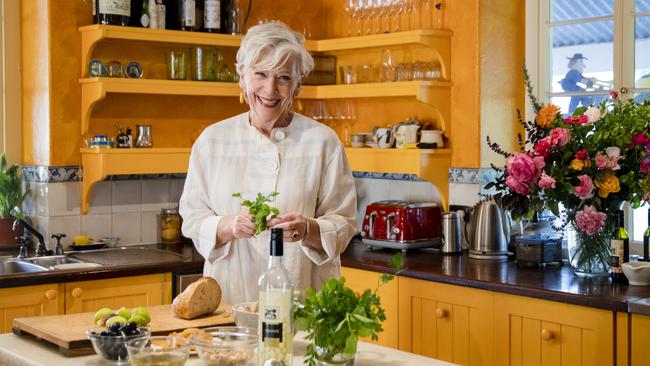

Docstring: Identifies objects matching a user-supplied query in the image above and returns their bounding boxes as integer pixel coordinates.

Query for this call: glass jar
[161,208,182,244]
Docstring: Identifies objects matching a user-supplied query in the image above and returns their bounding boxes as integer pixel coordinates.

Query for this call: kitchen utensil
[361,200,442,251]
[514,234,562,267]
[440,212,462,254]
[375,127,394,148]
[12,304,233,357]
[469,199,510,260]
[420,130,444,148]
[135,124,153,148]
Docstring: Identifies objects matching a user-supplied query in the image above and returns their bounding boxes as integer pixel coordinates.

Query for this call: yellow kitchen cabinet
[631,313,650,366]
[0,284,62,333]
[340,267,399,349]
[494,293,614,366]
[398,276,494,365]
[64,273,171,314]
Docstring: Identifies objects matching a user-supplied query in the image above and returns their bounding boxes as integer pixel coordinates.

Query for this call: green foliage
[294,253,404,365]
[231,192,279,235]
[0,154,28,219]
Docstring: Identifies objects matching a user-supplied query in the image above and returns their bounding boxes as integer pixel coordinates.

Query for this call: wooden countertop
[3,240,650,313]
[341,240,650,312]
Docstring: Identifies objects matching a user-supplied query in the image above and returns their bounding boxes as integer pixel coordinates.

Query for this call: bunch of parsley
[231,192,280,235]
[294,253,404,365]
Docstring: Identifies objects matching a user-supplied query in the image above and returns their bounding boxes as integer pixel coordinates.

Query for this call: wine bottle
[149,0,166,29]
[204,0,221,33]
[94,0,131,26]
[196,0,205,31]
[140,0,150,27]
[643,208,650,262]
[179,0,196,31]
[610,210,629,284]
[258,228,293,366]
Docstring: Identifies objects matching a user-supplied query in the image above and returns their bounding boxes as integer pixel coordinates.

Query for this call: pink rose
[632,133,650,146]
[564,115,588,125]
[595,147,622,170]
[549,128,571,147]
[574,174,595,200]
[641,156,650,173]
[575,205,607,235]
[538,171,556,189]
[584,106,602,124]
[534,138,552,157]
[505,152,546,195]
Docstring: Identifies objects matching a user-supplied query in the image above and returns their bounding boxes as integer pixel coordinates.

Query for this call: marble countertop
[0,332,455,366]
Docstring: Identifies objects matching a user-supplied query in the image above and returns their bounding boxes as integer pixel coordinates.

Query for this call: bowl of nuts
[126,335,191,366]
[193,326,257,366]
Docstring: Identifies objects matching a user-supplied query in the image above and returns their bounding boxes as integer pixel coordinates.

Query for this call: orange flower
[595,173,620,198]
[535,104,560,128]
[570,159,590,171]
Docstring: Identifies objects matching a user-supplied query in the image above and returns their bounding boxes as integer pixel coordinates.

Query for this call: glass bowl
[87,326,150,364]
[193,326,258,366]
[126,336,191,366]
[232,301,258,329]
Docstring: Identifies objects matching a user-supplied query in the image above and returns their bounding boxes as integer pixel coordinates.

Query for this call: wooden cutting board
[12,303,234,357]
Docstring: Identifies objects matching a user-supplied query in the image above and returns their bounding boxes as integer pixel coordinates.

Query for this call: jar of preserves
[161,208,181,244]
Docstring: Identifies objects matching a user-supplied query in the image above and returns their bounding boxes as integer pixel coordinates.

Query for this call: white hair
[235,22,314,83]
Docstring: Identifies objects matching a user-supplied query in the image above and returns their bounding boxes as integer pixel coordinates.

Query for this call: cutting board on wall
[12,303,234,357]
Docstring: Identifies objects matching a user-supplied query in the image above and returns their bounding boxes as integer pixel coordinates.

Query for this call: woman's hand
[267,213,308,242]
[217,208,256,246]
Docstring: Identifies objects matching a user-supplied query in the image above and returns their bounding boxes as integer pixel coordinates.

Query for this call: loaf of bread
[172,277,222,320]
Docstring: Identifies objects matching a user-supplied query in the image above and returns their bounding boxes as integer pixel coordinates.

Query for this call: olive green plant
[0,154,28,220]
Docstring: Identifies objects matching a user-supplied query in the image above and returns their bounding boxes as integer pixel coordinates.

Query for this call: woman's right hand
[217,208,256,246]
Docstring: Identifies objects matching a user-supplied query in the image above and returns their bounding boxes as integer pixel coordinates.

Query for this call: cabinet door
[494,293,613,366]
[65,273,171,314]
[340,267,399,348]
[398,277,494,365]
[631,313,650,366]
[0,284,62,332]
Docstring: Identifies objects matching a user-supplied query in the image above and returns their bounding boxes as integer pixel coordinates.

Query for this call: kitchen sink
[70,246,187,266]
[22,255,82,268]
[0,260,48,275]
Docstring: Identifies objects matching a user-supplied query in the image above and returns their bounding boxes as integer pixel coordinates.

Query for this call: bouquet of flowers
[486,72,650,274]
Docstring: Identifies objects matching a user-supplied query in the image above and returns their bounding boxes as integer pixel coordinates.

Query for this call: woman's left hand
[267,213,308,242]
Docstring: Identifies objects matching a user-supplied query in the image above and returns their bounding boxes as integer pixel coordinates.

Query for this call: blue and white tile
[141,179,171,211]
[112,212,142,245]
[49,215,81,249]
[47,182,81,216]
[111,180,142,212]
[82,214,112,242]
[49,166,81,182]
[170,178,186,207]
[87,181,112,214]
[141,211,161,244]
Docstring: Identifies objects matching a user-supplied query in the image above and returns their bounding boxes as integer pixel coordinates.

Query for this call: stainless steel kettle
[469,199,510,260]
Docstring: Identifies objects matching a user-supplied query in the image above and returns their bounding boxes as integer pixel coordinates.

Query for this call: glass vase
[315,341,356,366]
[567,226,610,276]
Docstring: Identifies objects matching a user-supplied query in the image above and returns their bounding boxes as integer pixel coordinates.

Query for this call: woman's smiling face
[241,55,299,128]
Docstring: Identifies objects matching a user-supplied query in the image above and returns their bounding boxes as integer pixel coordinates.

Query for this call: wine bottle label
[204,0,221,29]
[259,290,293,365]
[157,3,166,29]
[611,239,624,272]
[141,13,150,28]
[98,0,130,16]
[182,0,196,26]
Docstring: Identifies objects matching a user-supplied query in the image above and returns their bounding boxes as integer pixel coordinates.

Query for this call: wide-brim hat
[567,53,587,61]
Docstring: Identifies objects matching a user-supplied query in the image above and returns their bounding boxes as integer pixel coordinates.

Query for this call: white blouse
[179,112,358,304]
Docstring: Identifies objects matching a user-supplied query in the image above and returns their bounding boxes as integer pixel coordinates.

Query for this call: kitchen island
[0,331,455,366]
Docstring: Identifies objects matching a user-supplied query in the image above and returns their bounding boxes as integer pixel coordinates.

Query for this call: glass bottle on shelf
[140,0,150,27]
[196,0,205,31]
[179,0,196,30]
[149,0,167,29]
[222,0,240,34]
[93,0,131,26]
[258,228,294,366]
[204,0,221,33]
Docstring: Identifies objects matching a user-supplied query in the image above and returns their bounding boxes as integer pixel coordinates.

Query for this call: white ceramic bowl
[232,302,258,329]
[622,261,650,286]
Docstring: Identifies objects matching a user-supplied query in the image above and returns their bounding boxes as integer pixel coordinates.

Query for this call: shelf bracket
[80,80,106,136]
[80,28,105,76]
[81,152,108,214]
[417,85,450,137]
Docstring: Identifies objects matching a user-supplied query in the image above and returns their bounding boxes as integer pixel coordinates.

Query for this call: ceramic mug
[376,127,394,148]
[420,130,444,148]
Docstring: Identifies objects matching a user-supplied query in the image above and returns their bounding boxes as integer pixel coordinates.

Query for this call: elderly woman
[179,22,357,305]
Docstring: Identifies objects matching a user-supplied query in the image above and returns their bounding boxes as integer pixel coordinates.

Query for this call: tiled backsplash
[22,167,493,250]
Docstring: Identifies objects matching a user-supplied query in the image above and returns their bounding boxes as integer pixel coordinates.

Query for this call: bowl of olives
[87,322,150,364]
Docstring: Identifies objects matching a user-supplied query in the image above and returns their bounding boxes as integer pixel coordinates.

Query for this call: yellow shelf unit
[80,147,450,213]
[80,77,450,135]
[80,25,450,77]
[80,147,190,214]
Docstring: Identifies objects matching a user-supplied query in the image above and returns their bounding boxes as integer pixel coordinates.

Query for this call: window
[527,0,650,247]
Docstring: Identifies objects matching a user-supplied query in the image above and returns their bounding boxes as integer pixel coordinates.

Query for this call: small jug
[395,124,420,148]
[135,125,153,148]
[375,127,394,148]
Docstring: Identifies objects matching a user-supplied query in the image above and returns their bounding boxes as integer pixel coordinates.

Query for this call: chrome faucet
[13,219,51,257]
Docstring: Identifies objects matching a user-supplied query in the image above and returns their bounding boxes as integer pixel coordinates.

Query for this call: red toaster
[360,200,442,251]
